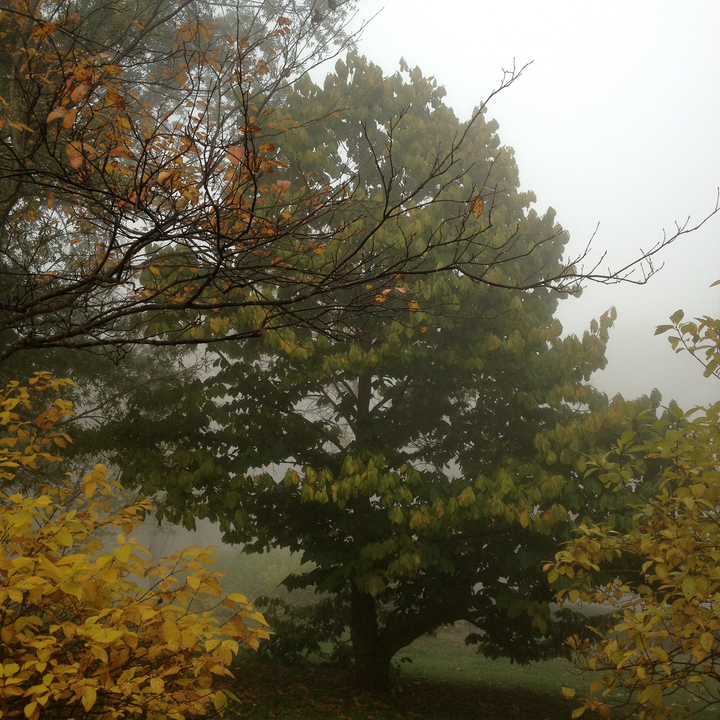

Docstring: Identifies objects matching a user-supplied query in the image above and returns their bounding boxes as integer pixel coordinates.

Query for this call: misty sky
[353,0,720,409]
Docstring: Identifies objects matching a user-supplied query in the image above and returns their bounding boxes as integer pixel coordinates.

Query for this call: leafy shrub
[0,374,269,720]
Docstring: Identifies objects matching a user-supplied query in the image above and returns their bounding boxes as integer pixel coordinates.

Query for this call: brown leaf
[108,146,133,159]
[62,108,78,128]
[226,146,245,166]
[73,67,94,84]
[66,143,83,169]
[30,21,59,39]
[71,85,88,104]
[470,194,484,218]
[47,107,66,123]
[104,89,125,107]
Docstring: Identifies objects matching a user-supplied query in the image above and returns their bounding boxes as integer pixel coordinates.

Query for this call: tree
[0,373,270,720]
[0,0,710,362]
[88,56,678,690]
[548,308,720,720]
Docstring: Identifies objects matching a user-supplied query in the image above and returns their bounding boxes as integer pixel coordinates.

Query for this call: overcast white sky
[353,0,720,409]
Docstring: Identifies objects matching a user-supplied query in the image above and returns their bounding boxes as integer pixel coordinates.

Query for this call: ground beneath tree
[227,659,576,720]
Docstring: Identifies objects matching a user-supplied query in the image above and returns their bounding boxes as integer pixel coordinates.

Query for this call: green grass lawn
[393,626,583,696]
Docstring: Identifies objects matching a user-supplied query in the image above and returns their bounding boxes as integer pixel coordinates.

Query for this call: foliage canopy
[92,54,679,690]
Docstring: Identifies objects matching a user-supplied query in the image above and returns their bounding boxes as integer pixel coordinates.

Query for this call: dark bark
[349,584,391,690]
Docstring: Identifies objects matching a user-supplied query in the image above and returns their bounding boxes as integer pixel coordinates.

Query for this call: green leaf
[654,325,674,335]
[670,309,685,324]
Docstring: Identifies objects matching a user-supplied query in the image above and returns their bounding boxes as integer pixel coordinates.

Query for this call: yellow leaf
[114,544,132,563]
[163,620,181,648]
[571,707,587,719]
[638,684,663,706]
[186,574,201,591]
[61,582,83,600]
[23,701,38,718]
[226,592,249,604]
[212,690,227,711]
[81,686,96,712]
[682,576,696,600]
[3,662,20,677]
[150,677,165,694]
[470,194,484,218]
[700,632,714,652]
[562,687,576,699]
[55,530,73,547]
[88,627,123,643]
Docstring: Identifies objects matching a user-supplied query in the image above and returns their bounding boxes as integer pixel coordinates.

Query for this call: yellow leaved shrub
[0,373,269,720]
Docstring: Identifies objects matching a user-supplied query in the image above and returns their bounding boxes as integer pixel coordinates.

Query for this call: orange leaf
[47,107,66,123]
[109,146,133,159]
[30,21,58,39]
[104,89,125,107]
[71,85,88,104]
[62,108,78,128]
[226,146,245,166]
[470,194,484,218]
[73,67,94,84]
[102,64,124,76]
[276,180,291,191]
[65,142,89,169]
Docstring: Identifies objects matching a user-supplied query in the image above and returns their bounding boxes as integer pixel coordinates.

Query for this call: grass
[226,628,720,720]
[226,629,583,720]
[393,625,583,696]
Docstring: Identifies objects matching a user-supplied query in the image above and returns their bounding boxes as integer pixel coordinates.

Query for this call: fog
[355,0,720,409]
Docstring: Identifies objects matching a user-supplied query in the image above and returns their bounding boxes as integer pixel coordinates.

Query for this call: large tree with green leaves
[97,55,670,690]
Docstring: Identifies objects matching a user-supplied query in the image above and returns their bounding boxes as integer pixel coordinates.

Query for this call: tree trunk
[349,584,393,691]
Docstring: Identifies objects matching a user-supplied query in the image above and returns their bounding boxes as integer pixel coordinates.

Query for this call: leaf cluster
[0,374,270,720]
[550,315,720,720]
